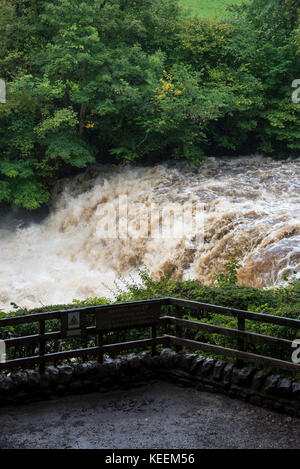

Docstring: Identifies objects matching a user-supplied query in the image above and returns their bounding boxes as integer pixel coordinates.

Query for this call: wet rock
[264,375,280,395]
[113,358,123,372]
[146,355,160,369]
[47,366,60,384]
[126,354,141,371]
[168,369,192,386]
[178,353,198,372]
[79,362,98,377]
[10,372,28,389]
[190,356,206,375]
[198,358,215,377]
[251,370,269,392]
[237,389,249,401]
[57,365,73,384]
[26,370,40,388]
[0,374,13,392]
[292,381,300,399]
[213,360,225,381]
[277,378,292,395]
[159,349,177,368]
[223,363,234,386]
[93,359,118,378]
[138,352,153,369]
[232,367,253,386]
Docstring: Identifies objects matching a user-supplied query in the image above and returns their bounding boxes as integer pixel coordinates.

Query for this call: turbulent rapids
[0,155,300,312]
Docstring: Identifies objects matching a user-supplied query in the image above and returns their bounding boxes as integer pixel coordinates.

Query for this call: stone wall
[0,349,300,417]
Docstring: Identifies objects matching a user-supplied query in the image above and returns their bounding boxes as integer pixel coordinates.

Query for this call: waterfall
[0,155,299,311]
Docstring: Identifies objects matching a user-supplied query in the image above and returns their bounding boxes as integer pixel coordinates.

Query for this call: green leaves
[45,131,95,168]
[13,181,50,210]
[35,108,78,138]
[214,259,242,287]
[0,0,299,210]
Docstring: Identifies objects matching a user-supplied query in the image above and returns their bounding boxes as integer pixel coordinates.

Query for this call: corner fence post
[237,315,245,368]
[39,319,46,374]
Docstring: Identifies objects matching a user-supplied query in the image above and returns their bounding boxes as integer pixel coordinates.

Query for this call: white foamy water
[0,155,299,311]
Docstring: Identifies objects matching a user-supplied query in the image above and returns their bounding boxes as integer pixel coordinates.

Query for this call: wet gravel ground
[0,381,299,449]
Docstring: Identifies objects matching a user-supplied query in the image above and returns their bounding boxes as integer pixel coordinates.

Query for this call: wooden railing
[0,297,299,374]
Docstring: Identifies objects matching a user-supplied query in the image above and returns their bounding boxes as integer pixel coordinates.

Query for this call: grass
[178,0,245,18]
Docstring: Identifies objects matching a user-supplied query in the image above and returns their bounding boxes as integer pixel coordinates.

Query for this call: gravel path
[0,381,299,449]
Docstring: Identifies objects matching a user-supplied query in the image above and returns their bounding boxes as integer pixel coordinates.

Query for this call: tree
[0,0,299,210]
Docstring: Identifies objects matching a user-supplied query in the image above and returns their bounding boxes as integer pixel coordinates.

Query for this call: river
[0,155,299,311]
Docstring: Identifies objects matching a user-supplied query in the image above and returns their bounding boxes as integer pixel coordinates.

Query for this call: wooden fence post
[39,319,45,374]
[97,331,104,364]
[151,325,157,356]
[175,306,184,353]
[237,316,245,368]
[81,311,88,349]
[164,316,169,336]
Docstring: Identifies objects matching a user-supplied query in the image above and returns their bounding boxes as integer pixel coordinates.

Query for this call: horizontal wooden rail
[0,310,60,327]
[163,316,293,350]
[1,297,299,329]
[168,297,300,329]
[0,336,169,370]
[0,298,165,327]
[4,327,95,347]
[167,336,300,373]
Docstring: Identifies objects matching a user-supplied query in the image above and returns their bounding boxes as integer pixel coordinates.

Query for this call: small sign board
[61,311,83,337]
[96,304,161,332]
[68,311,80,329]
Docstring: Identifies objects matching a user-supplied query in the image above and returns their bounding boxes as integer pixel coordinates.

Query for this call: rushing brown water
[0,155,299,311]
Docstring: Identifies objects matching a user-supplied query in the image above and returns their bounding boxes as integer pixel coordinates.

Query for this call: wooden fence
[0,297,299,374]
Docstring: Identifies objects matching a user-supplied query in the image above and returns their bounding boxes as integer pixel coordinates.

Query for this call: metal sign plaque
[96,304,160,332]
[68,311,80,329]
[61,311,83,337]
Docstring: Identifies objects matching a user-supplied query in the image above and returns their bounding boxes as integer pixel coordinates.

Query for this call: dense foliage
[0,0,299,209]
